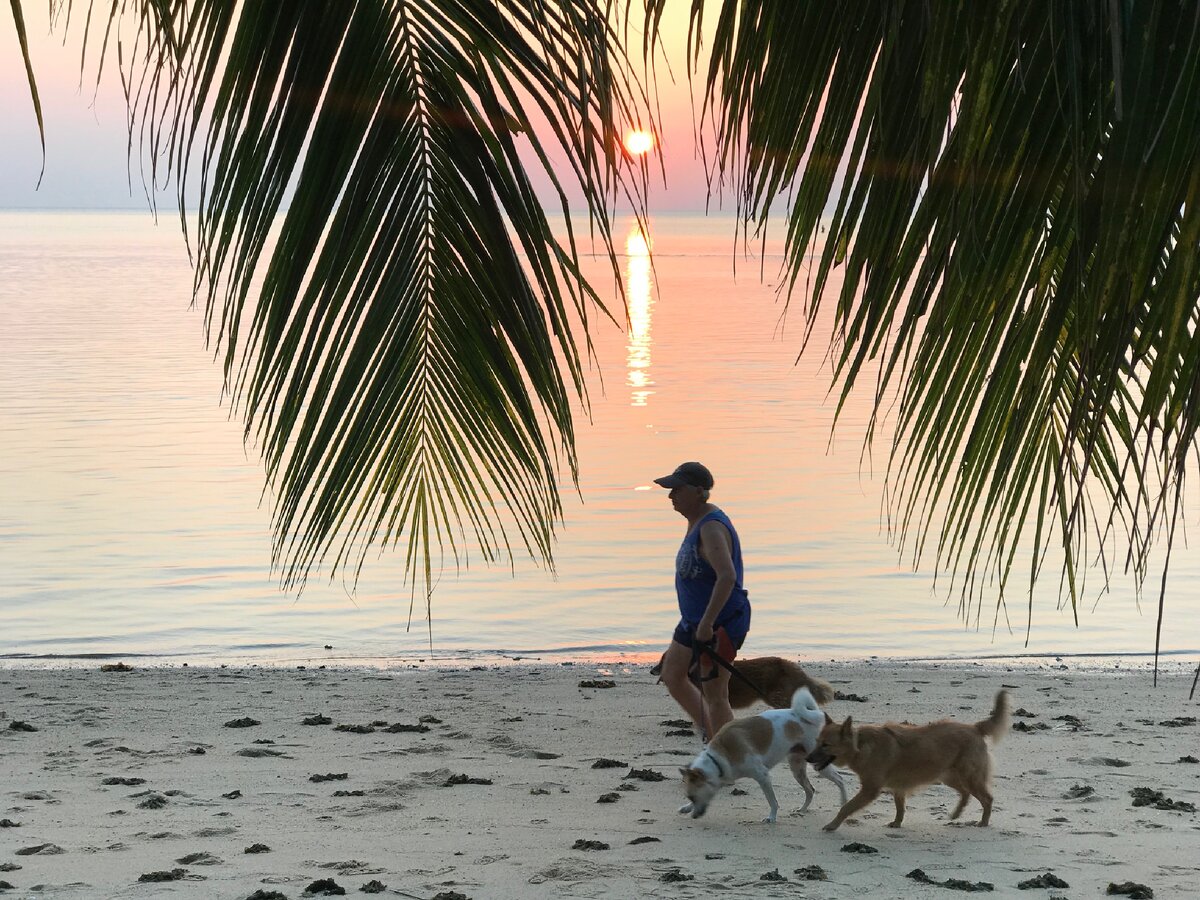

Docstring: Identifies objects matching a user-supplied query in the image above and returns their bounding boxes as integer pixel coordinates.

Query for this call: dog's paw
[821,822,839,832]
[677,802,693,815]
[762,815,777,824]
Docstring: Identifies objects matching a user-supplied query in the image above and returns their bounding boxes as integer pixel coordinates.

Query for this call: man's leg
[659,640,707,734]
[701,663,734,735]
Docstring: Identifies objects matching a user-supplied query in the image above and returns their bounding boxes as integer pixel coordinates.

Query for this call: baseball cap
[653,461,714,490]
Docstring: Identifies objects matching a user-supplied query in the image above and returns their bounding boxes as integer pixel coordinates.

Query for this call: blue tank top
[674,508,750,624]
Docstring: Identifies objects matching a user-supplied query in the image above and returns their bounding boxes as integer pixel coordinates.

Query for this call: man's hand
[695,621,714,644]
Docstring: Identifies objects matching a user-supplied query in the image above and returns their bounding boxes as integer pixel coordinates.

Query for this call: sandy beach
[1,658,1197,899]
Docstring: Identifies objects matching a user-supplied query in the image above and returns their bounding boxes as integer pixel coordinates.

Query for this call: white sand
[1,658,1197,899]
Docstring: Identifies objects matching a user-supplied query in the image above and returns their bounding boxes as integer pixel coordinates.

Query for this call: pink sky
[1,4,720,212]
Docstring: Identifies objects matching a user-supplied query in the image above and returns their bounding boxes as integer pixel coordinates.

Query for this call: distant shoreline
[2,648,1196,678]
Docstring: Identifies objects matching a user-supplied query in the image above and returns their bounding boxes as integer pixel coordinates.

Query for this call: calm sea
[1,211,1196,668]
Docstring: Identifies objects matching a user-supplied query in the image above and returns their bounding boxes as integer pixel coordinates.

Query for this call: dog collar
[703,749,728,780]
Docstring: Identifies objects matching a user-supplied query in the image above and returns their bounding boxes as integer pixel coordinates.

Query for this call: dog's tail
[789,686,823,724]
[803,672,835,707]
[975,690,1011,743]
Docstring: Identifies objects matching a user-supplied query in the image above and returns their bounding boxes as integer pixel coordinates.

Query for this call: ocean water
[1,210,1196,668]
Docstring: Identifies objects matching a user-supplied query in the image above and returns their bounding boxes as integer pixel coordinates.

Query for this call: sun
[623,129,655,157]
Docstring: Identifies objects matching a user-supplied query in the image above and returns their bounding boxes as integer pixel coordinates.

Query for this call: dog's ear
[679,767,690,778]
[841,716,858,752]
[824,712,834,725]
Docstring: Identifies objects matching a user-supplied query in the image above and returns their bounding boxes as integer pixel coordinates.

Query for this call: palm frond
[11,0,46,183]
[69,0,649,595]
[675,0,1200,664]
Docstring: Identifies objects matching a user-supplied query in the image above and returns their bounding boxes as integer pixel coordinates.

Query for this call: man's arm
[695,520,736,643]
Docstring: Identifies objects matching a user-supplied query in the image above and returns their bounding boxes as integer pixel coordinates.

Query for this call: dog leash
[688,637,773,707]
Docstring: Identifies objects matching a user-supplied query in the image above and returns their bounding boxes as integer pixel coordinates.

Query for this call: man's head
[653,461,714,491]
[655,461,714,511]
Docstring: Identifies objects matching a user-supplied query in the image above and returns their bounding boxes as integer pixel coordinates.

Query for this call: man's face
[668,483,702,514]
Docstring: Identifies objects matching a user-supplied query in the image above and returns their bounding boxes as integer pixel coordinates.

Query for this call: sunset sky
[0,4,720,212]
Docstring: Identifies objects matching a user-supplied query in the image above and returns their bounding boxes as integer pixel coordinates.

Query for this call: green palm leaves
[675,0,1200,660]
[67,0,643,595]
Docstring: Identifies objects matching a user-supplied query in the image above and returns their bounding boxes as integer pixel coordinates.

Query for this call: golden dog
[816,690,1010,831]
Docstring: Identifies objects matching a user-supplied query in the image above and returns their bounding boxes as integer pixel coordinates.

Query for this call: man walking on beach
[654,461,751,739]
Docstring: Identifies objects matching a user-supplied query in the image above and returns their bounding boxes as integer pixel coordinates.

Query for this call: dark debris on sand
[591,757,626,769]
[795,865,828,881]
[224,717,260,728]
[302,877,346,895]
[175,851,222,865]
[1130,787,1196,812]
[137,868,190,883]
[1108,882,1154,899]
[572,839,609,851]
[834,690,869,702]
[840,842,878,854]
[442,773,492,786]
[660,869,693,883]
[578,679,616,689]
[245,891,288,900]
[624,768,665,782]
[310,773,349,783]
[907,868,994,892]
[1018,873,1070,889]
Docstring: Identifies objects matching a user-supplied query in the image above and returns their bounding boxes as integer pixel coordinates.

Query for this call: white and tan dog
[678,686,849,822]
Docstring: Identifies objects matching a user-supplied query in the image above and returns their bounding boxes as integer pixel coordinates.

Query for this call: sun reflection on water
[625,223,654,406]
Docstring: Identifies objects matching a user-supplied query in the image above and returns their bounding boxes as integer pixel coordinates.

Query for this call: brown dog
[651,654,834,709]
[816,690,1010,831]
